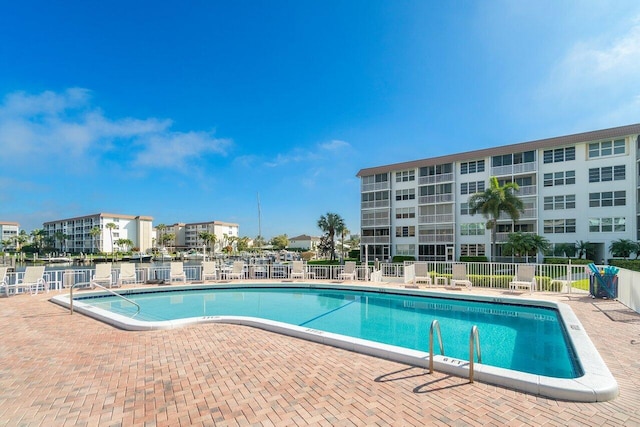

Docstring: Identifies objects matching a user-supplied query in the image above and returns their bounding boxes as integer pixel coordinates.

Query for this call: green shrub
[460,256,488,262]
[543,257,593,265]
[609,259,640,272]
[392,255,415,263]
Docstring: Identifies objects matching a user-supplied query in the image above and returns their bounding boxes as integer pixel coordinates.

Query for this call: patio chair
[339,261,357,281]
[0,267,9,296]
[17,266,47,295]
[509,265,536,293]
[413,262,432,287]
[169,262,187,283]
[227,261,245,280]
[449,264,472,289]
[201,261,218,282]
[91,263,114,289]
[290,260,305,279]
[118,263,137,286]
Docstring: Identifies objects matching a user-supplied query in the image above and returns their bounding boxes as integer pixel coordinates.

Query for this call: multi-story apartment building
[43,213,154,253]
[0,221,20,251]
[357,123,640,263]
[158,221,239,251]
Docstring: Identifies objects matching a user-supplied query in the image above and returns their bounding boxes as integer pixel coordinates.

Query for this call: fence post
[567,259,572,294]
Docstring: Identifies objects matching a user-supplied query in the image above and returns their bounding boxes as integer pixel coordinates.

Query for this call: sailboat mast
[257,192,262,239]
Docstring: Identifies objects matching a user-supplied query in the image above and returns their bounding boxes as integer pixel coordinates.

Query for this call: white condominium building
[0,221,20,251]
[158,221,239,251]
[43,213,154,253]
[357,123,640,263]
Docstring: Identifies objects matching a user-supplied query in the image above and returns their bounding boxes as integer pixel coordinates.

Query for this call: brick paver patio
[1,285,639,426]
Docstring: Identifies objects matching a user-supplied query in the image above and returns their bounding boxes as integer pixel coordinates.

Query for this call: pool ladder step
[429,319,482,383]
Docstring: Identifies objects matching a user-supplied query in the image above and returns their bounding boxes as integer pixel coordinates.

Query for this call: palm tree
[317,212,345,261]
[30,229,45,254]
[156,224,167,249]
[198,231,217,256]
[89,226,102,254]
[609,238,635,259]
[575,240,591,259]
[467,176,524,262]
[54,231,68,253]
[105,223,117,261]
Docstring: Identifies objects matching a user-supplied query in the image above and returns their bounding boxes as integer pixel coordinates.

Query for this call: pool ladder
[429,320,482,383]
[69,282,140,317]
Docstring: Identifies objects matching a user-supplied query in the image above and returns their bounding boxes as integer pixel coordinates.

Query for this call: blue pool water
[79,287,580,378]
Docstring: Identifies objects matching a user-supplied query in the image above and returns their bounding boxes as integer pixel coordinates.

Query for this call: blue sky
[1,1,639,239]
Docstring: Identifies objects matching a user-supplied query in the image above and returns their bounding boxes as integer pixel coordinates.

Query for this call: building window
[460,160,485,175]
[543,147,576,164]
[543,171,575,187]
[395,170,415,182]
[395,188,416,201]
[588,165,625,183]
[589,191,626,207]
[460,181,485,195]
[588,139,626,159]
[395,226,416,237]
[419,163,453,176]
[492,150,535,167]
[460,223,485,236]
[589,217,626,232]
[396,244,415,256]
[395,207,415,219]
[543,219,576,234]
[460,244,485,257]
[362,173,389,184]
[543,195,576,210]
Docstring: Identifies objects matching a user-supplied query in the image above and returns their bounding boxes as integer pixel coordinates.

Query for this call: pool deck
[1,282,639,426]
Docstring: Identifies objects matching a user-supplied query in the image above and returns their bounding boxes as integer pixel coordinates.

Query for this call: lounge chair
[449,264,472,289]
[290,260,305,279]
[413,262,432,287]
[201,261,218,282]
[227,261,245,280]
[169,262,187,283]
[509,265,536,293]
[17,266,47,295]
[339,261,357,281]
[118,263,137,286]
[0,267,9,296]
[91,263,114,289]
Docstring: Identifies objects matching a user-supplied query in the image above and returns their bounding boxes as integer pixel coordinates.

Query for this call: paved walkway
[1,285,639,426]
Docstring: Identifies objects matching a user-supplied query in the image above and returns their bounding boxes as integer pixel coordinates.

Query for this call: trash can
[589,273,618,299]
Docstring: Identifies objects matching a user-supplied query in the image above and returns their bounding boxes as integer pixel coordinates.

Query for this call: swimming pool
[51,283,618,402]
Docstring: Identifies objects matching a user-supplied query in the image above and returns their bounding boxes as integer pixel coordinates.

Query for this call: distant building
[157,221,239,251]
[0,221,20,251]
[288,234,320,251]
[43,213,154,253]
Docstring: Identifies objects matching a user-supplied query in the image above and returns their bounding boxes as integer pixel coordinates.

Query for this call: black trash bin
[589,274,618,299]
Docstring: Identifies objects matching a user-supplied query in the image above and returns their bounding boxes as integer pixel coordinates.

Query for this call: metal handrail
[429,319,445,374]
[69,282,140,317]
[469,325,482,383]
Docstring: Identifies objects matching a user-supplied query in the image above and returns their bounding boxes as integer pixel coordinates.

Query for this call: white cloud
[537,15,640,126]
[319,139,351,151]
[0,88,232,173]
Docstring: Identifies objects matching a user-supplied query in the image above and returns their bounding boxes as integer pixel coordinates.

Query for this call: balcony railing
[361,182,389,192]
[418,234,454,243]
[418,194,454,205]
[361,236,390,244]
[491,162,537,177]
[418,173,454,185]
[418,214,454,224]
[361,201,390,210]
[516,185,537,196]
[361,219,390,227]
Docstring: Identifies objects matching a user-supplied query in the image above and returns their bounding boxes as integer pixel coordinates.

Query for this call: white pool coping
[50,282,619,402]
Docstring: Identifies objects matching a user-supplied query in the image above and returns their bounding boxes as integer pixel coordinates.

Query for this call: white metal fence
[4,261,639,314]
